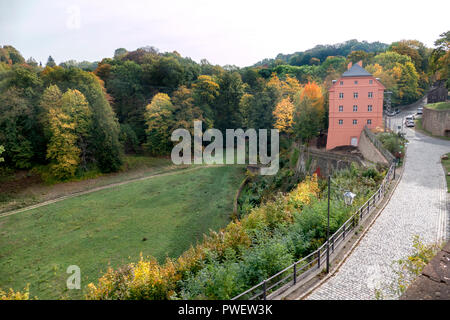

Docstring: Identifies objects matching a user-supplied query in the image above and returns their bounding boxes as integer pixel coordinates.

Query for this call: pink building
[326,61,385,150]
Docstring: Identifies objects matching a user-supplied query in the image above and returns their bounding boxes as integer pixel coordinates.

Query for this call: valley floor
[0,164,244,299]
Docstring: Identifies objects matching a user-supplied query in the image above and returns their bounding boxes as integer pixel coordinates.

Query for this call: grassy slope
[426,102,450,110]
[442,153,450,193]
[0,155,180,213]
[0,165,244,299]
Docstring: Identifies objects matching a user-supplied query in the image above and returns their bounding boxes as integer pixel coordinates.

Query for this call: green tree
[0,87,35,168]
[46,56,56,67]
[40,85,63,141]
[0,145,4,162]
[214,72,244,130]
[292,96,321,143]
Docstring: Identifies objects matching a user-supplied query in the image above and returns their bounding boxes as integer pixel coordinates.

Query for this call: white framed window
[353,92,358,98]
[368,92,373,98]
[340,81,344,85]
[339,92,344,99]
[368,105,373,112]
[367,119,372,125]
[338,119,343,125]
[353,105,358,112]
[354,80,358,84]
[369,79,373,84]
[339,105,343,112]
[352,119,357,125]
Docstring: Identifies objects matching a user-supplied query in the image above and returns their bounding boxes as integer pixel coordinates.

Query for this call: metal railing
[232,163,395,300]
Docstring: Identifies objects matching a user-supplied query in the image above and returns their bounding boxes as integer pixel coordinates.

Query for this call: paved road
[307,110,450,299]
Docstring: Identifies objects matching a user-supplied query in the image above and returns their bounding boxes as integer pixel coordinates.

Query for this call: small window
[368,105,373,112]
[353,105,358,112]
[354,80,358,85]
[352,119,357,125]
[338,105,343,112]
[340,81,343,85]
[338,119,343,125]
[353,92,358,98]
[369,79,373,84]
[367,119,372,125]
[368,92,373,98]
[339,92,344,99]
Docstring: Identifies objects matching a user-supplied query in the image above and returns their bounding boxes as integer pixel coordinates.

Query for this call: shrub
[0,286,31,300]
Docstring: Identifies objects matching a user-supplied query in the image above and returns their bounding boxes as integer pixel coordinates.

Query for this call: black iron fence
[232,163,396,300]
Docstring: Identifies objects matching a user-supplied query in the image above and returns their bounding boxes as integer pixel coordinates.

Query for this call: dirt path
[0,165,220,218]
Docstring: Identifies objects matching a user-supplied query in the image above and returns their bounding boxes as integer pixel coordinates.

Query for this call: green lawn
[426,101,450,110]
[0,165,244,299]
[442,153,450,193]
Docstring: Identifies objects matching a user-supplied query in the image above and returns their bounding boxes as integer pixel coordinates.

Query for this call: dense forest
[0,33,448,179]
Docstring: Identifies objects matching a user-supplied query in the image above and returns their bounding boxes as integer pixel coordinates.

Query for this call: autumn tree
[366,51,421,105]
[46,107,80,179]
[44,89,92,179]
[273,97,295,134]
[60,89,93,170]
[144,93,176,155]
[192,75,220,127]
[429,31,450,87]
[41,67,123,172]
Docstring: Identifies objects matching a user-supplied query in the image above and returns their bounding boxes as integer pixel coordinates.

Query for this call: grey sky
[1,0,449,67]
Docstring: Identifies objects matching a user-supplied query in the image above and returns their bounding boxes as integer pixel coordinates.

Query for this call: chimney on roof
[347,62,352,70]
[356,60,363,67]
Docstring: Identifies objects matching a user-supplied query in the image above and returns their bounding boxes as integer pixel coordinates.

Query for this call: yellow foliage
[87,175,321,300]
[0,286,30,300]
[273,97,295,133]
[299,82,325,117]
[288,174,320,209]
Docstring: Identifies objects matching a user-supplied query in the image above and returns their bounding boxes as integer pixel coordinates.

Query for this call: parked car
[417,107,423,114]
[395,108,400,114]
[386,110,396,116]
[405,120,415,127]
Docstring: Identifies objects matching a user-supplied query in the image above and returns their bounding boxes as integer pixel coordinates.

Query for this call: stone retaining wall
[422,105,450,137]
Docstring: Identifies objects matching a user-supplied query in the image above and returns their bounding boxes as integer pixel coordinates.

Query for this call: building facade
[326,61,385,150]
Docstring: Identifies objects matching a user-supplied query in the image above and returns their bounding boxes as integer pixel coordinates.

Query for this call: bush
[0,286,31,300]
[88,167,384,300]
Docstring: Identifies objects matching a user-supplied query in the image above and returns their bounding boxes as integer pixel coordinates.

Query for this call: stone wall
[358,127,390,165]
[295,146,364,177]
[422,106,450,137]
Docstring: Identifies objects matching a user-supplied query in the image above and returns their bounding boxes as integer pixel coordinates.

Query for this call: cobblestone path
[307,128,450,300]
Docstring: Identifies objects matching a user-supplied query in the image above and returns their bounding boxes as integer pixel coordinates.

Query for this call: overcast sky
[1,0,449,67]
